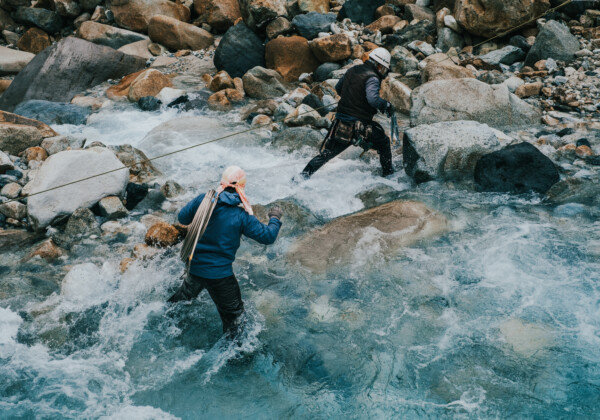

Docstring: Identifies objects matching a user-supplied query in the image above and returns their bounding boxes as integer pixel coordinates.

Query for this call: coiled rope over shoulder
[179,189,219,264]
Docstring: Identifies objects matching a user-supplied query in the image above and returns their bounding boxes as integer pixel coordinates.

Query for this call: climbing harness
[179,189,219,273]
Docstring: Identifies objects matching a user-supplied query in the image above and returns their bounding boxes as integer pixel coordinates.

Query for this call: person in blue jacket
[168,166,283,334]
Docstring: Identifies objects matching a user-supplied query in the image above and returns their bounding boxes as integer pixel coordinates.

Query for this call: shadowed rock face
[0,37,146,112]
[288,200,448,273]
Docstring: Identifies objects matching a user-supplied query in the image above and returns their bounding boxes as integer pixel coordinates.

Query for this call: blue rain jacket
[178,191,282,279]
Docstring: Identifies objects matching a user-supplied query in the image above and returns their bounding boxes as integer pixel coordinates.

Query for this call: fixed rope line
[2,0,576,206]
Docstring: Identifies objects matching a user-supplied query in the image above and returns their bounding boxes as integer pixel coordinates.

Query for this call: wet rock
[106,70,145,99]
[138,96,162,111]
[109,144,162,183]
[134,188,166,211]
[127,69,173,102]
[13,7,63,34]
[455,0,550,38]
[63,207,101,237]
[132,243,161,259]
[0,37,146,112]
[194,0,241,33]
[547,177,600,206]
[148,15,214,51]
[214,23,265,78]
[404,120,501,183]
[380,75,412,115]
[27,147,129,231]
[111,0,190,33]
[499,318,553,358]
[474,142,559,194]
[160,180,184,198]
[0,124,43,155]
[124,182,148,210]
[22,239,65,262]
[207,89,243,110]
[145,220,181,247]
[0,228,40,251]
[238,0,288,30]
[338,0,384,25]
[117,39,153,59]
[524,20,580,67]
[208,70,235,92]
[411,78,542,129]
[76,21,148,49]
[271,126,323,150]
[266,35,320,82]
[242,66,287,99]
[479,45,525,66]
[265,16,293,39]
[289,200,448,272]
[16,28,51,54]
[0,46,34,76]
[98,196,128,219]
[285,104,320,127]
[310,34,352,63]
[14,100,91,126]
[291,12,336,40]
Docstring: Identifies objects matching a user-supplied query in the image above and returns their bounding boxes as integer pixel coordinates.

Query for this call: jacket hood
[218,191,242,206]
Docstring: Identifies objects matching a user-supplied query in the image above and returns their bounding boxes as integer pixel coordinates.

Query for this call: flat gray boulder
[76,21,148,49]
[0,46,34,76]
[410,78,541,129]
[0,37,146,112]
[27,147,129,230]
[403,120,502,183]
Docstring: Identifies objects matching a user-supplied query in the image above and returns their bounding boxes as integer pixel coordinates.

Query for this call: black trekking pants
[301,121,394,177]
[168,273,244,333]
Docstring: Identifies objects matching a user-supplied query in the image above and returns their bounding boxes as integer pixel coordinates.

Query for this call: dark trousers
[168,273,244,333]
[301,121,394,177]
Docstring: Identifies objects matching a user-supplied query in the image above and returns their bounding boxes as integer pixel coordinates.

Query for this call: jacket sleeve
[241,214,282,245]
[335,76,345,94]
[178,193,206,225]
[365,77,389,113]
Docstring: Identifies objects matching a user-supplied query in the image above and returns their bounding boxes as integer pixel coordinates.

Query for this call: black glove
[385,102,395,118]
[268,206,283,220]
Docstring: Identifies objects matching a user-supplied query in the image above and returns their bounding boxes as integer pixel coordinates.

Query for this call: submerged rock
[474,142,559,194]
[26,147,129,231]
[404,121,502,183]
[288,201,448,272]
[21,238,65,262]
[14,100,92,126]
[0,228,40,251]
[499,318,553,358]
[145,220,181,247]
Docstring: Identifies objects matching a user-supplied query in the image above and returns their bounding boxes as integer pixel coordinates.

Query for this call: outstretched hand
[268,206,283,220]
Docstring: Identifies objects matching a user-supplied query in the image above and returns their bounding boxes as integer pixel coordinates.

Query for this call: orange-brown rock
[209,70,235,91]
[127,69,173,102]
[265,35,320,82]
[194,0,241,33]
[514,81,542,98]
[207,88,244,111]
[106,70,146,99]
[375,4,395,18]
[0,80,10,95]
[22,146,48,162]
[174,49,190,57]
[576,145,593,157]
[0,110,57,138]
[422,61,475,82]
[145,220,181,247]
[310,34,352,63]
[120,257,134,272]
[148,15,214,51]
[366,15,401,34]
[298,0,329,13]
[16,28,51,54]
[22,239,64,262]
[111,0,191,33]
[351,44,365,60]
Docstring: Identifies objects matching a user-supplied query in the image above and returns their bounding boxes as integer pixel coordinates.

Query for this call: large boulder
[455,0,550,38]
[26,147,129,230]
[76,21,148,49]
[214,23,265,78]
[118,39,153,59]
[410,79,541,129]
[0,124,43,155]
[271,126,323,150]
[474,142,559,194]
[193,0,241,33]
[13,7,63,34]
[16,28,52,54]
[0,110,58,138]
[0,46,34,76]
[309,34,352,63]
[403,120,502,183]
[242,66,287,99]
[127,69,173,102]
[14,100,92,125]
[265,35,320,82]
[238,0,288,30]
[110,0,190,33]
[291,12,336,40]
[0,37,146,112]
[380,75,412,115]
[288,200,448,272]
[338,0,384,25]
[148,15,214,51]
[524,20,580,67]
[421,60,475,82]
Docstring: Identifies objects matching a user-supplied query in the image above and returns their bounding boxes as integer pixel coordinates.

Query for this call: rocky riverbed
[1,0,600,418]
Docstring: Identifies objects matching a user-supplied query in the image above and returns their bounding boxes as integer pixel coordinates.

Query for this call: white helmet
[369,47,391,70]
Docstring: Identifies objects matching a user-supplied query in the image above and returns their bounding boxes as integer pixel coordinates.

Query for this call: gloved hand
[268,206,283,220]
[385,102,396,118]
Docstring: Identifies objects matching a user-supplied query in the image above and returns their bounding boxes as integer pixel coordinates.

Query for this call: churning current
[1,105,599,419]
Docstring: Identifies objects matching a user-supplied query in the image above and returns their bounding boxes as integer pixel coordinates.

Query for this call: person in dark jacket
[300,48,395,178]
[168,166,283,334]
